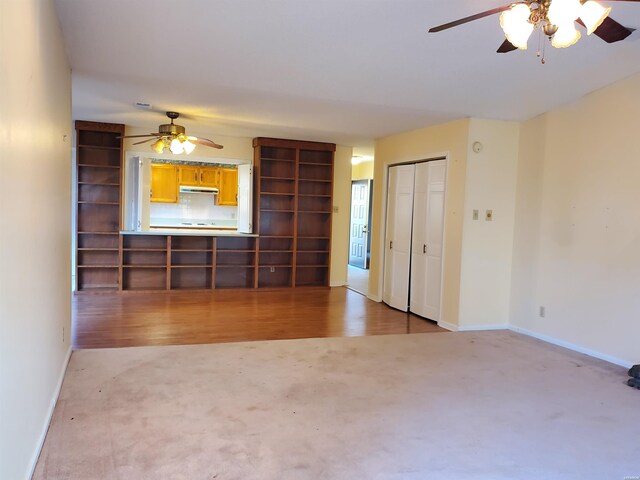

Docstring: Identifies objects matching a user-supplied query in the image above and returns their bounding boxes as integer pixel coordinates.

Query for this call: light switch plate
[485,209,493,221]
[333,206,339,213]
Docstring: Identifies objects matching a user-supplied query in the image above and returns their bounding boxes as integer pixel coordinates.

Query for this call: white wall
[330,145,353,286]
[510,74,640,366]
[0,0,72,478]
[458,119,520,328]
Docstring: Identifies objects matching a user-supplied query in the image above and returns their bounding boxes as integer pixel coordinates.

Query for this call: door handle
[423,244,427,254]
[200,172,203,183]
[390,241,393,250]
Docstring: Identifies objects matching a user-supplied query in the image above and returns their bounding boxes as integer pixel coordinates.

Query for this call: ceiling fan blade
[117,134,159,139]
[132,138,156,146]
[188,137,224,149]
[429,5,512,33]
[577,16,635,43]
[497,39,518,53]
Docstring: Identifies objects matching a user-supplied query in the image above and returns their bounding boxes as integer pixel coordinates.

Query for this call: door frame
[378,154,449,324]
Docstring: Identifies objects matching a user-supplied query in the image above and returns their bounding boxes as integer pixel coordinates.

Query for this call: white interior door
[349,180,370,268]
[236,164,253,233]
[383,164,415,311]
[410,160,446,320]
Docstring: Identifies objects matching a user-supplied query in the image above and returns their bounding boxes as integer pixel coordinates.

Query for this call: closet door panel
[410,160,446,320]
[383,164,415,311]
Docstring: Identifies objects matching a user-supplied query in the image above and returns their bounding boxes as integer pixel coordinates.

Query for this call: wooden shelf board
[258,265,293,268]
[78,144,121,151]
[259,250,294,253]
[123,248,167,252]
[261,176,295,181]
[297,250,330,253]
[298,178,332,183]
[78,182,120,186]
[296,265,330,268]
[298,210,331,214]
[259,235,294,239]
[260,209,295,213]
[78,201,119,205]
[297,236,331,240]
[78,231,119,235]
[261,157,295,162]
[216,265,255,268]
[297,194,332,198]
[171,249,212,252]
[260,192,295,196]
[78,248,118,251]
[170,265,213,268]
[77,265,119,268]
[77,285,119,291]
[298,161,332,166]
[122,287,167,291]
[77,164,120,169]
[122,265,167,268]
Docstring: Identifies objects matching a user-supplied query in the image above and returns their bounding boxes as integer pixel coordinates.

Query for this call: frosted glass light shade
[548,0,582,25]
[151,138,165,153]
[182,139,196,155]
[580,1,611,35]
[500,4,533,50]
[552,22,581,48]
[170,138,184,154]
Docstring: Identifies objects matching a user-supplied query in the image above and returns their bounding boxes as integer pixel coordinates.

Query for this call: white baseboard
[27,346,72,479]
[509,325,632,368]
[330,281,347,287]
[437,320,458,331]
[458,324,508,332]
[367,293,382,302]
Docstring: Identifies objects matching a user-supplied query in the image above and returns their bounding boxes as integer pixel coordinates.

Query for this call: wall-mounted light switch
[485,209,493,221]
[333,206,339,213]
[472,209,479,220]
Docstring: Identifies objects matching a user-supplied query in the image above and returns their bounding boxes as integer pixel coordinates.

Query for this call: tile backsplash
[150,192,236,222]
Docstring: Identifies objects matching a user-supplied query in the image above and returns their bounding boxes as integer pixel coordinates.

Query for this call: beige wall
[371,119,469,327]
[352,160,374,180]
[458,119,520,328]
[330,146,353,285]
[0,1,72,478]
[510,73,640,365]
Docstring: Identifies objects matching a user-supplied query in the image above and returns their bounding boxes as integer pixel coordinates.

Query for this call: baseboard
[437,320,458,332]
[509,325,633,368]
[367,293,382,302]
[27,346,72,479]
[458,324,508,332]
[330,281,347,287]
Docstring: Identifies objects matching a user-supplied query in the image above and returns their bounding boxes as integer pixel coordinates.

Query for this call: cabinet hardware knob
[390,241,393,249]
[423,244,427,254]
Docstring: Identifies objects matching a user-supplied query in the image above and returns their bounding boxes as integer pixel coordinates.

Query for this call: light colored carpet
[34,331,638,480]
[347,264,369,295]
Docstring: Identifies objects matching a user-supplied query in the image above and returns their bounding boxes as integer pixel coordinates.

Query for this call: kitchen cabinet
[179,165,220,188]
[218,168,238,206]
[151,164,178,203]
[178,165,199,186]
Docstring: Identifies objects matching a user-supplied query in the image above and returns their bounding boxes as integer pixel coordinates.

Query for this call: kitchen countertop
[149,217,237,229]
[121,229,257,237]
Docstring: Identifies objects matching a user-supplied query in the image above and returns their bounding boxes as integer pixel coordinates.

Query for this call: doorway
[382,159,446,321]
[347,179,373,296]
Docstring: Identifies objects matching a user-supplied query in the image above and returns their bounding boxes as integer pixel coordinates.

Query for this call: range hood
[179,185,219,194]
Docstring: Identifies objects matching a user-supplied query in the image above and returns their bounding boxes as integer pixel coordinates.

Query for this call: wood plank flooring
[72,287,445,349]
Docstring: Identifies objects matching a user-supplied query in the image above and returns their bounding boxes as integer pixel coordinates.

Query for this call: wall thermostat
[472,141,483,153]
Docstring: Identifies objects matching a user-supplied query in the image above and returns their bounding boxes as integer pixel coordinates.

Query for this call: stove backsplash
[150,192,236,223]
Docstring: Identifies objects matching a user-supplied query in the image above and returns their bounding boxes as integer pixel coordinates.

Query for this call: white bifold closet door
[383,164,415,311]
[383,160,446,320]
[410,160,446,320]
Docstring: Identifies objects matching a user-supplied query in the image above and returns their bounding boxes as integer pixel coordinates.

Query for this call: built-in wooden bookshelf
[75,121,124,292]
[253,138,335,288]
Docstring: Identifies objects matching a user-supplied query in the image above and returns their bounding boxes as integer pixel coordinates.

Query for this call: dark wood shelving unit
[75,121,124,292]
[253,138,335,288]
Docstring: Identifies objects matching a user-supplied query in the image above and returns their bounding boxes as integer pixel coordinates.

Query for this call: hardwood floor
[72,287,445,349]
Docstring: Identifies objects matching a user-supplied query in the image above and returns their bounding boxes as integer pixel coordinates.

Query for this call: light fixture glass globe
[551,22,581,48]
[151,138,165,153]
[170,138,184,154]
[548,0,582,26]
[500,3,533,50]
[580,1,611,35]
[182,139,196,155]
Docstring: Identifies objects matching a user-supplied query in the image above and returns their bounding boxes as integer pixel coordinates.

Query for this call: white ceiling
[55,0,640,152]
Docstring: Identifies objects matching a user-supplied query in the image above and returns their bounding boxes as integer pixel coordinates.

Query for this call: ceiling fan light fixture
[170,138,184,155]
[580,1,611,35]
[182,138,196,155]
[151,138,165,153]
[500,4,534,50]
[551,22,582,48]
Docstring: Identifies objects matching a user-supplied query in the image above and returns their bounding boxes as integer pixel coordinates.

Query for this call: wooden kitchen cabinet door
[178,165,199,186]
[200,167,220,188]
[151,164,178,203]
[218,168,238,206]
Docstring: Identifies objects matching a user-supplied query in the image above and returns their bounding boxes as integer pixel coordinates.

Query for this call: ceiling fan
[119,111,223,155]
[428,0,638,59]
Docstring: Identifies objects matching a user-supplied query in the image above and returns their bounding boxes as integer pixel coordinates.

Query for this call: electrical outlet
[270,267,275,273]
[473,209,479,220]
[485,209,493,221]
[539,306,545,318]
